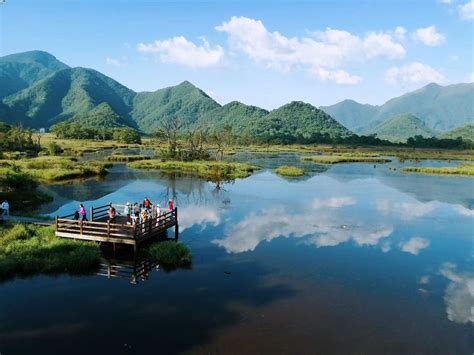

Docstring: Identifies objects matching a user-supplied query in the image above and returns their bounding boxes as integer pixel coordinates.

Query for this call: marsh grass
[128,160,258,179]
[275,165,305,176]
[148,240,192,268]
[302,155,391,164]
[0,156,110,181]
[403,163,474,176]
[0,223,101,280]
[107,153,151,162]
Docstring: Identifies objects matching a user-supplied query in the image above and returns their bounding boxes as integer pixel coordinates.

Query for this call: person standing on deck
[78,204,88,221]
[168,199,174,212]
[155,204,161,226]
[108,204,116,223]
[143,197,152,210]
[1,200,9,216]
[124,203,131,224]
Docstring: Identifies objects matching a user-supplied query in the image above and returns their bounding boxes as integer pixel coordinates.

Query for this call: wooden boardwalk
[55,204,179,251]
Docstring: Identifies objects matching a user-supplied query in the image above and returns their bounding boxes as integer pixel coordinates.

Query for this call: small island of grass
[302,154,391,165]
[403,163,474,177]
[0,223,101,281]
[128,160,258,180]
[275,165,305,177]
[148,240,192,269]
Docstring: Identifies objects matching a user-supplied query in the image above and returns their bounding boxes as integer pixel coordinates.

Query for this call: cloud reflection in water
[440,263,474,324]
[213,196,393,253]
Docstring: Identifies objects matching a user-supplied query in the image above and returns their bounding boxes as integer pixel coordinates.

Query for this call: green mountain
[252,101,353,143]
[131,81,220,132]
[3,67,136,128]
[0,51,69,99]
[319,99,377,133]
[440,124,474,142]
[202,101,269,134]
[366,113,436,143]
[321,83,474,132]
[68,102,127,128]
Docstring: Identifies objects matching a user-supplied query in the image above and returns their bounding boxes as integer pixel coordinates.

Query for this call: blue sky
[0,0,473,108]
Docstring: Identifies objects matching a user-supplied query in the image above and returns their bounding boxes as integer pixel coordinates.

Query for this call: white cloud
[311,196,355,209]
[309,68,362,85]
[395,26,407,39]
[178,205,220,232]
[400,237,430,255]
[440,263,474,324]
[458,0,474,20]
[411,26,446,46]
[137,36,224,68]
[212,196,393,253]
[465,73,474,83]
[384,62,446,85]
[215,16,405,84]
[105,57,122,67]
[376,199,439,220]
[440,0,452,4]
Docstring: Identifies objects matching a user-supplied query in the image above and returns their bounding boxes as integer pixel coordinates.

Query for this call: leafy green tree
[113,127,141,144]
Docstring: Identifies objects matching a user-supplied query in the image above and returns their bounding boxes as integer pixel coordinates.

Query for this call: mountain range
[321,83,474,134]
[0,50,473,143]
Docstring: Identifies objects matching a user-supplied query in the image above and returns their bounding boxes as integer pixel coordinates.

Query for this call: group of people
[75,198,174,229]
[123,197,174,228]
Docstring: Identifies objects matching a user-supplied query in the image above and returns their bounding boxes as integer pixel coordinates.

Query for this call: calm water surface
[1,155,473,354]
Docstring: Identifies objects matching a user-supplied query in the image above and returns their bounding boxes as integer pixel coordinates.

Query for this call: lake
[1,154,473,354]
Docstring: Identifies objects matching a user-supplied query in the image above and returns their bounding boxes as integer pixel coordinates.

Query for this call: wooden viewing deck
[55,204,179,251]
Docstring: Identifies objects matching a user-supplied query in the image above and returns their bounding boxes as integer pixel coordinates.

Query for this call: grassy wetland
[128,159,259,180]
[403,163,474,176]
[0,223,101,280]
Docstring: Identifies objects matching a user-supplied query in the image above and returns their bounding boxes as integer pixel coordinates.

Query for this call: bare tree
[212,124,234,161]
[155,116,185,159]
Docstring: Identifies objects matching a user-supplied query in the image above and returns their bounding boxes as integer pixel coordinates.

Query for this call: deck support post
[55,216,59,231]
[90,207,94,221]
[107,221,110,238]
[80,220,83,235]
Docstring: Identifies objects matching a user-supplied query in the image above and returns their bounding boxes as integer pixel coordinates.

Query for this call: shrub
[0,223,101,280]
[47,141,63,156]
[148,241,192,268]
[113,128,142,144]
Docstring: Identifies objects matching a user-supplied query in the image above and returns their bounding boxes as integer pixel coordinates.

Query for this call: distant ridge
[321,82,474,132]
[366,113,436,143]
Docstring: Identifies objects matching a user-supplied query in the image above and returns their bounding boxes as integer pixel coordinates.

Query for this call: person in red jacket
[168,199,174,211]
[143,197,152,210]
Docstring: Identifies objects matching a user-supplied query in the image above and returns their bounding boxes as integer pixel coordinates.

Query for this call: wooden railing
[134,208,177,240]
[90,204,128,221]
[56,207,178,240]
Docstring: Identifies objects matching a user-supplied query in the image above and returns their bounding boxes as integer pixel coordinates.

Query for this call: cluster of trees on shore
[48,119,474,152]
[0,123,41,155]
[50,123,141,144]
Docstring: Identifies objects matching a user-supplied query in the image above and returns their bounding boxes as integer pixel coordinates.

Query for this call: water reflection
[213,196,394,253]
[440,263,474,324]
[399,237,430,255]
[97,258,158,284]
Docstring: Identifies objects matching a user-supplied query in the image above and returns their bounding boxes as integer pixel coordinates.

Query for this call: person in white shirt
[155,204,161,226]
[1,200,9,216]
